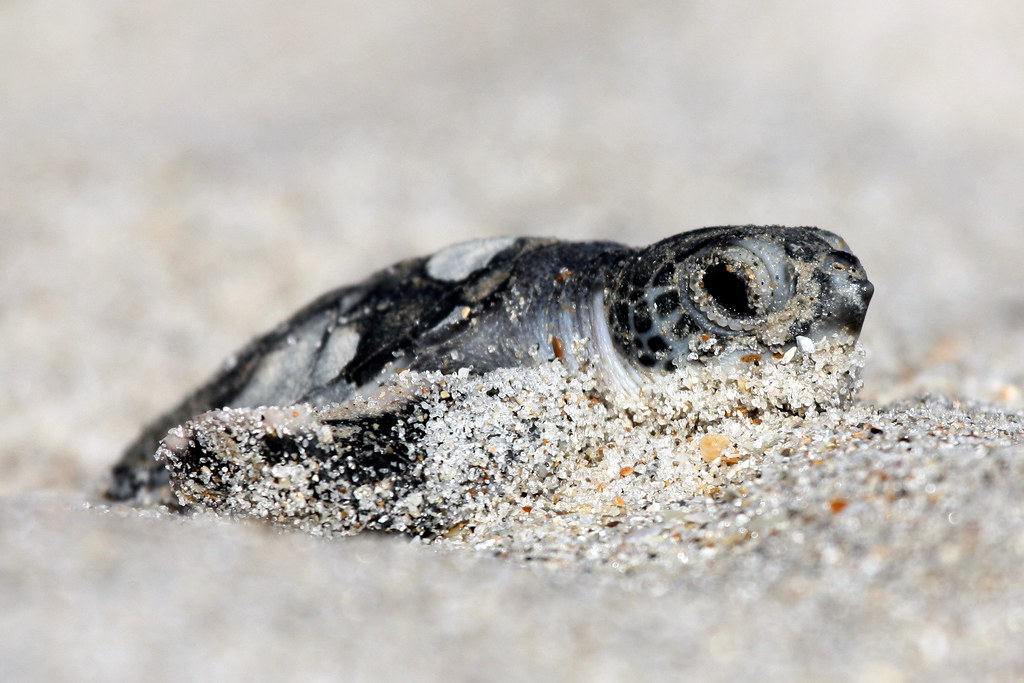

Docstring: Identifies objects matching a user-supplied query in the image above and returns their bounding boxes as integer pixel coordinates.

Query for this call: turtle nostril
[859,279,875,302]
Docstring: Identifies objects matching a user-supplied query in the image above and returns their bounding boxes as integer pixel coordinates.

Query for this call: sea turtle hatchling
[108,226,873,535]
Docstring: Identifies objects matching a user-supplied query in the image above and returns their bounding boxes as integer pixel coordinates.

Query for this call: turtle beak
[820,250,873,338]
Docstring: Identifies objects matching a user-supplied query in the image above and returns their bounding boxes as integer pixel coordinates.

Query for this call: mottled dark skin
[108,226,872,504]
[607,226,873,370]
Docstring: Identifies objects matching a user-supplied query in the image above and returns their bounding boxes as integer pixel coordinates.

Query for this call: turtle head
[606,226,873,372]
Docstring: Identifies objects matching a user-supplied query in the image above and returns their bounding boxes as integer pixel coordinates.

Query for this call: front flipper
[156,393,461,536]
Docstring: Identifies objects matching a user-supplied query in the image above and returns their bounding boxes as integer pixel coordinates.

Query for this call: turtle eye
[702,262,756,317]
[688,241,793,333]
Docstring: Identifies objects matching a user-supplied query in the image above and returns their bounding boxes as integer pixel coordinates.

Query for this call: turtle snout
[856,278,874,303]
[821,250,873,336]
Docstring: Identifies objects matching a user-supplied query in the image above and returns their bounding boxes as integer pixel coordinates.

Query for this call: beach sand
[3,2,1024,680]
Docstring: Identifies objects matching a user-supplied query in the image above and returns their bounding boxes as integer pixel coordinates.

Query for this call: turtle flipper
[154,393,454,536]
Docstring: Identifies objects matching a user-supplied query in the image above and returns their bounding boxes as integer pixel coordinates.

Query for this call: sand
[3,2,1024,680]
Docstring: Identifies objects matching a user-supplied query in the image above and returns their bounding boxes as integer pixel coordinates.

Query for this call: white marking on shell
[233,315,333,407]
[425,237,516,282]
[310,325,361,386]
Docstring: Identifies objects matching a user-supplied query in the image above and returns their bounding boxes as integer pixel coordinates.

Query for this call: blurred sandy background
[2,2,1023,680]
